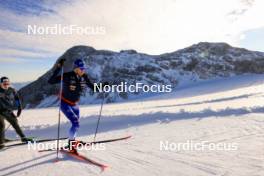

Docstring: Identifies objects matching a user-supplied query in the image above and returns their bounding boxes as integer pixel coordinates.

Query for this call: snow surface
[1,74,264,176]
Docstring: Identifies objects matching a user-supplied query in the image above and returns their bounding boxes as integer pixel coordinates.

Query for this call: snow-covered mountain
[12,81,31,90]
[18,42,264,108]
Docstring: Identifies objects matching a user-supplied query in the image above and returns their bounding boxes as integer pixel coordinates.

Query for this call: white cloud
[0,0,263,60]
[0,48,56,59]
[0,58,26,63]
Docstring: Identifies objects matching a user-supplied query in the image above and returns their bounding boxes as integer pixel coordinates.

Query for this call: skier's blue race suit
[48,67,96,139]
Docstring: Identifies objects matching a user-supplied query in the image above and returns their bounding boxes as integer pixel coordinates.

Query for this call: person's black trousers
[0,111,25,144]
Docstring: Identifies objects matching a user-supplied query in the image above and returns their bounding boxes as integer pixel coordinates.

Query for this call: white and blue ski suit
[48,67,95,140]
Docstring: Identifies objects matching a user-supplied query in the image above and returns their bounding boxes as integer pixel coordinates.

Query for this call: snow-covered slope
[18,42,264,108]
[1,74,263,176]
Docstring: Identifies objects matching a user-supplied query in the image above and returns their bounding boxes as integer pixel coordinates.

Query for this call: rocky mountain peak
[18,42,264,108]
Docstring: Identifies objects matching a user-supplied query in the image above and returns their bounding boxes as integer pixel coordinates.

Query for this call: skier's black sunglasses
[2,81,10,86]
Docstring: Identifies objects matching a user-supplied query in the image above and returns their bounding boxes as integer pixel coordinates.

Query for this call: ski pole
[56,66,64,160]
[93,92,105,141]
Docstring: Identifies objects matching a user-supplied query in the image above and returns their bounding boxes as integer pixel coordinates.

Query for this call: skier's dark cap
[74,59,86,70]
[0,76,9,83]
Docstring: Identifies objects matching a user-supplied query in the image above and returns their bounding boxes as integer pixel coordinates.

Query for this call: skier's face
[74,67,85,76]
[1,79,10,90]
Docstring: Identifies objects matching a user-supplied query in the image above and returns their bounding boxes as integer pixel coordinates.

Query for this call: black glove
[17,106,22,117]
[58,58,66,67]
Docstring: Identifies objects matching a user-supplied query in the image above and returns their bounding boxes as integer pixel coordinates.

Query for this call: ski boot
[21,137,34,143]
[68,140,80,153]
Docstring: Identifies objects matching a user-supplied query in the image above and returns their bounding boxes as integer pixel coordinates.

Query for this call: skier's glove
[17,106,22,117]
[58,58,66,67]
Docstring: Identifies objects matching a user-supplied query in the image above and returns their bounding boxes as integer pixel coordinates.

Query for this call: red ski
[38,135,131,171]
[39,135,132,152]
[60,149,108,171]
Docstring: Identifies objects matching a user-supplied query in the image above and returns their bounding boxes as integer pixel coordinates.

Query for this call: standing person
[48,58,106,151]
[0,77,33,149]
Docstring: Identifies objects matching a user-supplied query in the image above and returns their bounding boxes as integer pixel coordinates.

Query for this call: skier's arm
[12,88,22,117]
[48,67,62,84]
[48,58,66,84]
[0,92,7,110]
[83,74,95,90]
[13,89,21,107]
[84,74,109,92]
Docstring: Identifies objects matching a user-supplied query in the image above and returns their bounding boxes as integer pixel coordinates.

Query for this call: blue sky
[0,0,263,82]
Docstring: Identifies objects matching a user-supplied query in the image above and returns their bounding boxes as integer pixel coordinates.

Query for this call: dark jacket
[0,87,21,111]
[48,67,95,105]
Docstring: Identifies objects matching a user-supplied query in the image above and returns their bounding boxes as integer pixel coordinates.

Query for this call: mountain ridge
[18,42,264,108]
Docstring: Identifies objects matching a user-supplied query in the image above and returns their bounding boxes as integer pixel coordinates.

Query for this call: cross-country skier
[0,77,33,149]
[48,58,106,151]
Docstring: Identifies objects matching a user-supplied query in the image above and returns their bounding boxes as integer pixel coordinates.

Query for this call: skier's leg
[71,104,80,138]
[60,101,80,140]
[68,106,80,140]
[3,111,25,138]
[0,113,5,146]
[72,105,80,121]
